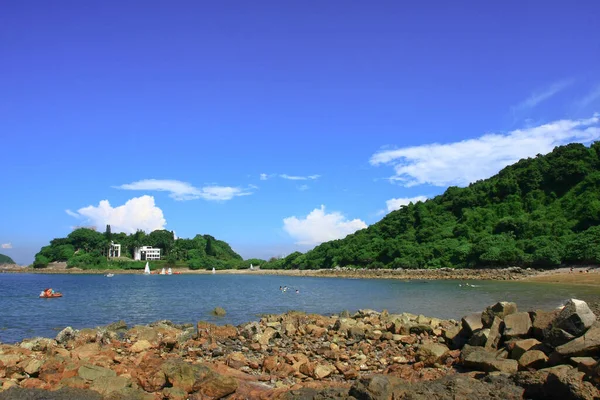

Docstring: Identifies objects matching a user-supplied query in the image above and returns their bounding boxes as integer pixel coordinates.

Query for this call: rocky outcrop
[0,299,598,399]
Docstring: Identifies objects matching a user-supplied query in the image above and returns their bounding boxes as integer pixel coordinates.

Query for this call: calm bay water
[1,273,598,343]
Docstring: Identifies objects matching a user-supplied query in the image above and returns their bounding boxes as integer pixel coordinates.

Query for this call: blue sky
[1,1,600,265]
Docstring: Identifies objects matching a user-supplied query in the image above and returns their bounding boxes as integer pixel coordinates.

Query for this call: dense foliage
[264,142,600,270]
[33,228,250,270]
[0,253,15,264]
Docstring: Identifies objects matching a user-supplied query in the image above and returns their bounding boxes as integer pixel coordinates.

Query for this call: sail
[160,268,166,275]
[144,262,150,275]
[212,267,216,274]
[167,268,172,275]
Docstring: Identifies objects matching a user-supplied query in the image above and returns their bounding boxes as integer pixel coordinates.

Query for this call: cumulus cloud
[260,173,269,180]
[68,195,166,234]
[386,196,428,212]
[279,174,321,181]
[1,243,12,249]
[514,79,574,111]
[370,115,600,187]
[283,205,367,246]
[116,179,253,201]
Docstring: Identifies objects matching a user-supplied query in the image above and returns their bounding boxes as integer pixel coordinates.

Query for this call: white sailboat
[144,262,151,275]
[160,268,166,275]
[167,268,172,275]
[212,267,216,274]
[250,263,253,270]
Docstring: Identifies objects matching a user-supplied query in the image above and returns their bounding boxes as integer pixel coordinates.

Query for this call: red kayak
[39,292,62,298]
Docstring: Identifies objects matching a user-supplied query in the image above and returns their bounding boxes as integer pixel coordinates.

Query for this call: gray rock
[481,302,518,327]
[485,317,504,350]
[555,321,600,357]
[468,329,490,347]
[55,327,78,345]
[463,347,519,374]
[510,338,542,360]
[461,313,483,335]
[552,299,596,337]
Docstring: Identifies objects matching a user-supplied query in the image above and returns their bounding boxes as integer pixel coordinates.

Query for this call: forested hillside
[0,254,15,264]
[33,228,244,270]
[266,142,600,270]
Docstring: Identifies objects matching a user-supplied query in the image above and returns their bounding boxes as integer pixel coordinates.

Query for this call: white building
[108,242,121,258]
[134,246,161,261]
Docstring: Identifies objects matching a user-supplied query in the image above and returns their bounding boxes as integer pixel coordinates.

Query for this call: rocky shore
[1,299,599,399]
[1,263,544,281]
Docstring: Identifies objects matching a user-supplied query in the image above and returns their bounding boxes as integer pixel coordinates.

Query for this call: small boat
[144,262,151,275]
[167,268,172,275]
[212,267,216,274]
[106,273,114,278]
[40,291,62,298]
[160,268,166,275]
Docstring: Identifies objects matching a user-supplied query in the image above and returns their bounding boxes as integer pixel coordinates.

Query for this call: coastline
[2,263,600,285]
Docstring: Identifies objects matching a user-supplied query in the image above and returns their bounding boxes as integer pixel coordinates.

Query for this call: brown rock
[510,338,542,360]
[531,309,560,340]
[555,322,600,357]
[518,350,548,370]
[130,339,153,353]
[503,312,532,339]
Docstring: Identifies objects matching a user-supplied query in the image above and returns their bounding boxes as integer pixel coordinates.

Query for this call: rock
[545,327,576,348]
[569,357,597,374]
[89,375,132,396]
[162,360,211,393]
[552,299,596,337]
[195,373,238,399]
[0,387,104,400]
[514,365,599,400]
[485,317,504,350]
[468,329,490,347]
[531,309,560,340]
[510,338,542,360]
[503,312,532,339]
[463,347,519,373]
[256,327,277,345]
[22,359,44,376]
[482,302,518,327]
[349,374,524,400]
[518,350,548,370]
[555,322,600,357]
[416,343,449,366]
[130,339,153,353]
[163,386,188,400]
[55,327,78,345]
[71,343,100,360]
[19,338,57,352]
[212,307,226,316]
[313,363,335,379]
[78,364,116,381]
[348,326,365,341]
[461,313,483,335]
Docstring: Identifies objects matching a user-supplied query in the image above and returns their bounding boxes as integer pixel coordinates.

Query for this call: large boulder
[555,322,600,357]
[461,313,483,335]
[463,347,518,374]
[482,302,518,327]
[552,299,596,337]
[514,365,599,400]
[503,312,532,339]
[416,343,449,366]
[531,309,560,340]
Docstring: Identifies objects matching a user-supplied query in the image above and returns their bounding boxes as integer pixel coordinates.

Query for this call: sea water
[0,273,597,343]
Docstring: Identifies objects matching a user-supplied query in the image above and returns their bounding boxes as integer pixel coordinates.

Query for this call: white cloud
[260,173,269,180]
[116,179,253,201]
[70,195,166,234]
[1,243,12,249]
[283,205,367,246]
[279,174,321,181]
[65,209,80,218]
[370,115,600,187]
[386,196,428,212]
[297,184,309,191]
[514,79,573,111]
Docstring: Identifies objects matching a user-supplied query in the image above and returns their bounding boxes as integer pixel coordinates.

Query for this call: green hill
[266,142,600,270]
[0,253,15,264]
[33,228,244,270]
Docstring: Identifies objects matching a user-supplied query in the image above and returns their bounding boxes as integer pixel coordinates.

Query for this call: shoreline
[2,264,600,285]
